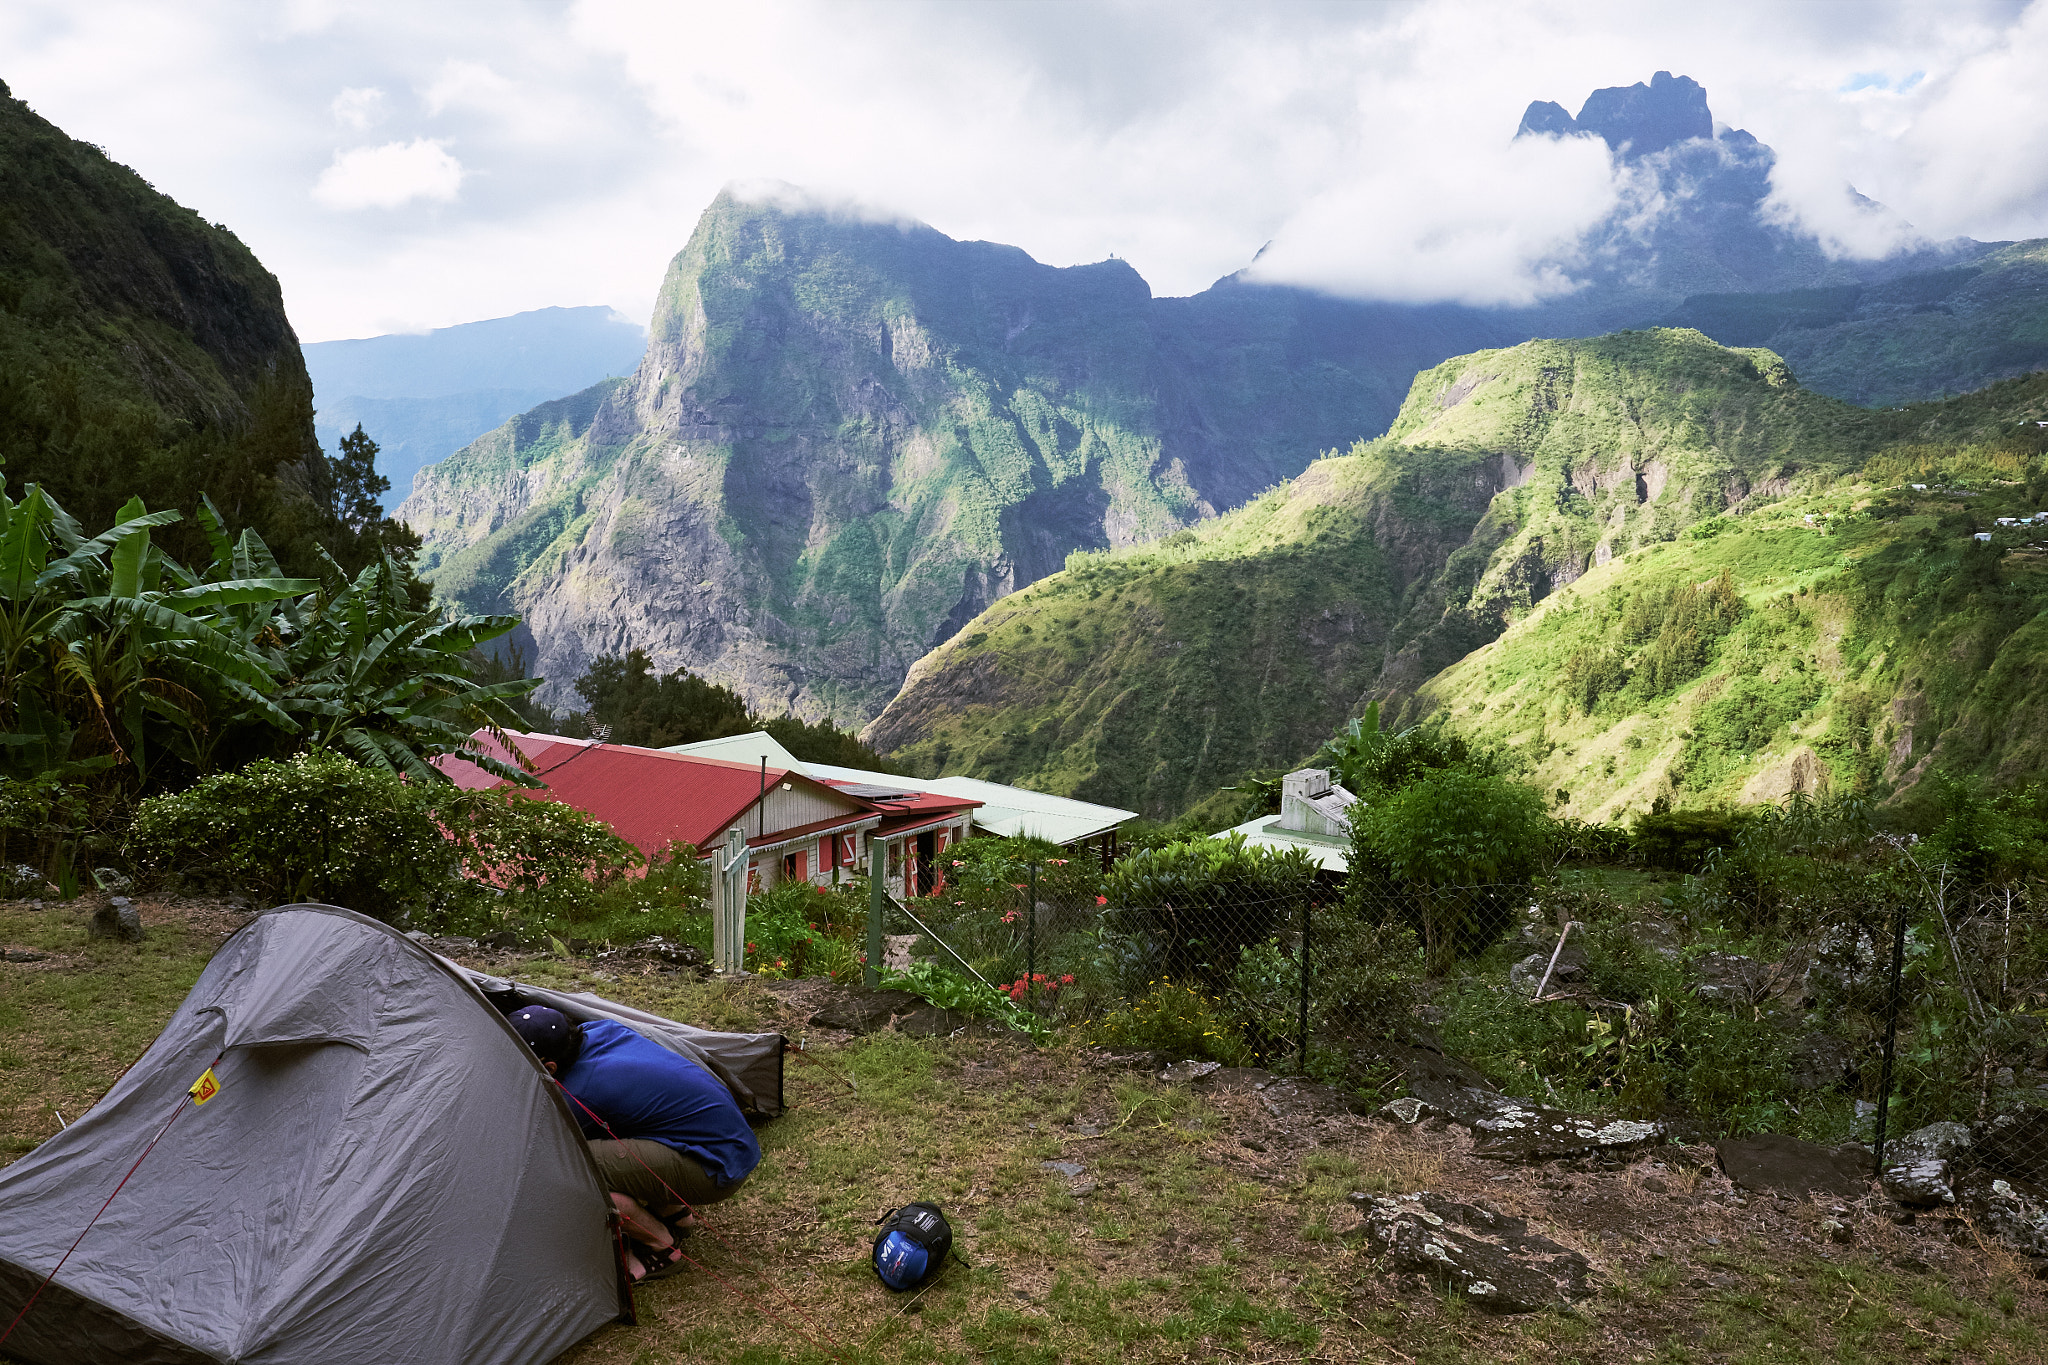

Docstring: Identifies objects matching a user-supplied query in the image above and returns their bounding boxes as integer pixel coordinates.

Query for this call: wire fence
[890,856,2048,1205]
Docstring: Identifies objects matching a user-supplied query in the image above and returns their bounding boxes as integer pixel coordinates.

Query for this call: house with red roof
[434,730,979,898]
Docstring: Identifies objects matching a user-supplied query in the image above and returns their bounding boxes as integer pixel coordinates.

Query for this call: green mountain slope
[0,78,344,567]
[1665,239,2048,408]
[401,191,1511,723]
[1415,379,2048,817]
[865,332,2048,815]
[866,329,1886,811]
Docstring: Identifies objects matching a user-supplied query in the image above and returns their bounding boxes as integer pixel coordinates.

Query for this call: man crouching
[509,1005,761,1280]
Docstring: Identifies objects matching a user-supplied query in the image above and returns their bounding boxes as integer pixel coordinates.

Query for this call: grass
[5,897,2047,1363]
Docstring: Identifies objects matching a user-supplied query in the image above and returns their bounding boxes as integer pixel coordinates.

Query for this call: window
[783,849,808,883]
[747,863,763,894]
[887,840,901,880]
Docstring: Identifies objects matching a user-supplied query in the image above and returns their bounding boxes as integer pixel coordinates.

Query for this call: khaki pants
[587,1137,744,1211]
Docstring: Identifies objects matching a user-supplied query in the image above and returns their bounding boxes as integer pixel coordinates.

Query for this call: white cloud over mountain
[313,137,463,210]
[4,0,2044,338]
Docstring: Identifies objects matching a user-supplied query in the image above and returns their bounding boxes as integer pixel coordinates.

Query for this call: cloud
[1247,126,1620,306]
[312,137,464,210]
[8,0,2048,341]
[330,86,383,131]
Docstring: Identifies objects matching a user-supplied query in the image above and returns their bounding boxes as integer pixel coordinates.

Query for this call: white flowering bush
[128,751,642,923]
[128,750,450,916]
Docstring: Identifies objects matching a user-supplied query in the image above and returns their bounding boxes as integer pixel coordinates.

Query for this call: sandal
[661,1211,702,1242]
[634,1239,691,1282]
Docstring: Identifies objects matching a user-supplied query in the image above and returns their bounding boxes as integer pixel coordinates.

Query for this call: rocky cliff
[401,192,1510,721]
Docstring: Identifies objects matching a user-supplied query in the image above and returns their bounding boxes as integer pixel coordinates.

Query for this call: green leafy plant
[1084,979,1253,1065]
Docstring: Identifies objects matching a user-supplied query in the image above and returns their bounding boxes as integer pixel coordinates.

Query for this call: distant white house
[1217,768,1357,873]
[1912,483,1928,491]
[1975,532,1994,541]
[1998,517,2019,526]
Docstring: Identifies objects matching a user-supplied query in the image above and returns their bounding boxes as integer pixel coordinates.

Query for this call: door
[915,830,938,897]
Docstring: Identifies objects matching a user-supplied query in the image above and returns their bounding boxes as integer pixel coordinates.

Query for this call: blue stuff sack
[871,1202,953,1291]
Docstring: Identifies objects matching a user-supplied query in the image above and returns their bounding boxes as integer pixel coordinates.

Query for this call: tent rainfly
[0,905,785,1365]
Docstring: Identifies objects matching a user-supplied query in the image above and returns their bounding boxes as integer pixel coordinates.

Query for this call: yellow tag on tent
[188,1068,221,1106]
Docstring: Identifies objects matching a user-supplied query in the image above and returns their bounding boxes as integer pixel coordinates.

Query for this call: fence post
[1873,897,1910,1168]
[1026,862,1038,1010]
[1298,895,1311,1077]
[866,842,885,989]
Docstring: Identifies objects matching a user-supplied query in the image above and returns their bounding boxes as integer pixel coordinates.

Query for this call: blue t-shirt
[558,1019,761,1188]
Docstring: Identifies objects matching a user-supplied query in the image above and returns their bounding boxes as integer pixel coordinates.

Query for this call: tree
[332,424,391,537]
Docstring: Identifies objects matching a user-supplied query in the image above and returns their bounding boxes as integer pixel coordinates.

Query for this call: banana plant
[1,461,538,791]
[269,547,539,786]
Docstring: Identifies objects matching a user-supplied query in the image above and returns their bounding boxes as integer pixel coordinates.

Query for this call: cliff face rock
[404,192,1494,721]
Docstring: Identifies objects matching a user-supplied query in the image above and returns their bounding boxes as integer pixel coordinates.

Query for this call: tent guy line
[0,1048,225,1353]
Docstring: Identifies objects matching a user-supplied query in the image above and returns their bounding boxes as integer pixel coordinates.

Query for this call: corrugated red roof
[434,731,875,858]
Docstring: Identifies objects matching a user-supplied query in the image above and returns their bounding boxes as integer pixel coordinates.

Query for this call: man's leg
[587,1137,743,1215]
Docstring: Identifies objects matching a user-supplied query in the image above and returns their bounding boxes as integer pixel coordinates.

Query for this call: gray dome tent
[0,905,785,1365]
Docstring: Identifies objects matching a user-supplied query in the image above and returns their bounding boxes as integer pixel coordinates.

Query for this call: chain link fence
[889,848,2048,1207]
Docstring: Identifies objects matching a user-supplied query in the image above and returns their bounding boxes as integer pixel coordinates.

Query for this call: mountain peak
[1516,71,1715,160]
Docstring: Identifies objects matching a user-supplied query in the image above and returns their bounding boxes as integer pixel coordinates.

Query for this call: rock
[1818,1219,1853,1245]
[1715,1134,1871,1197]
[1974,1108,2048,1190]
[90,867,133,895]
[1348,1191,1592,1313]
[806,989,922,1033]
[3,864,49,898]
[892,1005,1033,1041]
[1160,1059,1223,1085]
[1380,1097,1428,1124]
[1881,1122,1972,1207]
[1804,921,1889,1005]
[88,897,144,943]
[882,933,918,972]
[1692,951,1769,1005]
[1041,1160,1086,1179]
[482,930,523,950]
[1456,1091,1664,1161]
[1786,1033,1857,1093]
[1962,1174,2048,1259]
[1627,919,1682,960]
[1,947,50,962]
[1357,1032,1501,1112]
[1510,945,1587,995]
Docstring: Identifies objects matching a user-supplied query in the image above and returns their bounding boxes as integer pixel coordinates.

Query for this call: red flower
[1061,974,1075,985]
[1095,895,1108,906]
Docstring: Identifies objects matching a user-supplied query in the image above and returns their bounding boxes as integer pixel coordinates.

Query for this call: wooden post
[866,841,886,989]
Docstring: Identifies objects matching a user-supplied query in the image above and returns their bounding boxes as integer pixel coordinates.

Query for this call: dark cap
[508,1005,583,1068]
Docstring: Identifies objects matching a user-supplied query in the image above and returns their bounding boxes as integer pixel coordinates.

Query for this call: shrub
[1105,834,1319,989]
[1084,979,1253,1065]
[436,789,644,920]
[1353,771,1551,886]
[1631,807,1748,872]
[128,752,644,924]
[739,878,867,979]
[128,750,450,916]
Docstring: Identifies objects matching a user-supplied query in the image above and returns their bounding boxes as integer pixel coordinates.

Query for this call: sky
[5,0,2044,341]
